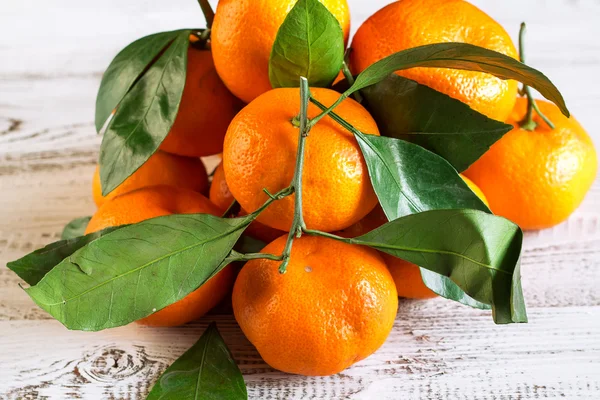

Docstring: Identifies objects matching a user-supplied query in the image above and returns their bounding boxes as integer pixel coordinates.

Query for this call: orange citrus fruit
[233,235,398,376]
[92,150,208,208]
[223,87,380,232]
[210,162,285,243]
[340,175,488,299]
[465,97,598,230]
[350,0,519,121]
[85,185,234,327]
[158,46,243,157]
[212,0,351,103]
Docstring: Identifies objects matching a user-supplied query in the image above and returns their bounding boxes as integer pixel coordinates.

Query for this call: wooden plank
[1,0,600,398]
[1,307,599,399]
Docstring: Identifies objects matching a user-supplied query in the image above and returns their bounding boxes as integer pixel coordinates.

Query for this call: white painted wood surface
[1,0,600,398]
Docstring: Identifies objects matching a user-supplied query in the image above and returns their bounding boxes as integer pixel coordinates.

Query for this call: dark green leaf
[95,30,184,133]
[419,269,491,310]
[351,209,526,324]
[353,132,492,310]
[7,226,122,286]
[99,30,190,196]
[269,0,344,89]
[347,42,569,117]
[354,132,490,219]
[147,323,247,400]
[25,213,251,331]
[61,216,92,240]
[361,74,513,171]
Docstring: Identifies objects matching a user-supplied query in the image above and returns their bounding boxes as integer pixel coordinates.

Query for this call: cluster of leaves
[7,0,571,397]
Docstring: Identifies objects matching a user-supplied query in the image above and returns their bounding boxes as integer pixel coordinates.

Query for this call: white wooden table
[1,1,600,398]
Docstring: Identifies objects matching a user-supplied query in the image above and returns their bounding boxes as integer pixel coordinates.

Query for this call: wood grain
[2,308,600,399]
[1,0,600,398]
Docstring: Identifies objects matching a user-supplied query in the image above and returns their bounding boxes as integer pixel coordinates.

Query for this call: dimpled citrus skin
[233,236,398,376]
[223,88,380,232]
[209,162,285,243]
[92,151,208,207]
[159,47,243,157]
[465,98,598,230]
[212,0,351,103]
[339,175,489,300]
[350,0,519,122]
[85,186,234,327]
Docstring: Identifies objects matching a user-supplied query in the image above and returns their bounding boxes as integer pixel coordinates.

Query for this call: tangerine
[85,185,234,327]
[159,46,243,157]
[232,235,398,375]
[350,0,519,121]
[212,0,351,103]
[92,150,208,207]
[465,97,597,230]
[223,87,380,232]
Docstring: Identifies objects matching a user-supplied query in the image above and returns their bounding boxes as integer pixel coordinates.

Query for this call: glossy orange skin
[159,47,243,157]
[209,162,285,243]
[465,98,598,230]
[350,0,519,122]
[85,186,234,327]
[340,175,489,300]
[233,236,398,376]
[92,150,208,208]
[212,0,351,103]
[223,88,380,232]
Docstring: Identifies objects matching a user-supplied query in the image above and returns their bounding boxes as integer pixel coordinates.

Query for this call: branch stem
[221,200,239,218]
[197,0,215,29]
[308,93,348,128]
[233,252,284,262]
[278,77,311,274]
[518,22,555,131]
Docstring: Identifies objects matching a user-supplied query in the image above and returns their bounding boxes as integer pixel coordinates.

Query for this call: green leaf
[61,216,92,240]
[352,132,492,310]
[269,0,344,89]
[347,42,569,117]
[361,74,514,171]
[99,30,190,196]
[419,269,491,310]
[95,30,184,133]
[354,132,490,219]
[7,226,122,286]
[25,214,251,331]
[351,209,526,324]
[147,323,247,400]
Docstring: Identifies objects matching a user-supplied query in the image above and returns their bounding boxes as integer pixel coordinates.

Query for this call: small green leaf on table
[95,30,185,133]
[25,213,251,331]
[99,30,190,196]
[61,216,92,240]
[269,0,344,89]
[360,74,513,171]
[7,226,122,286]
[352,209,526,324]
[346,42,569,117]
[147,323,247,400]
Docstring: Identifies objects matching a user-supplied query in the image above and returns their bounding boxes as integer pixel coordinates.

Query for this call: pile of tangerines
[13,0,599,387]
